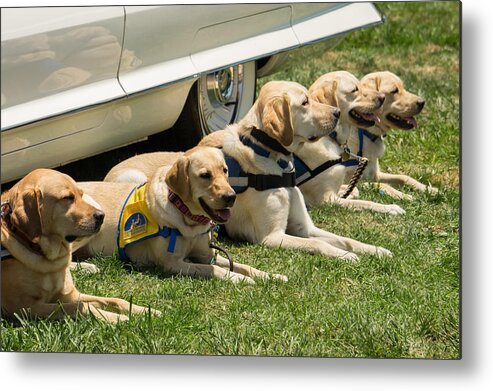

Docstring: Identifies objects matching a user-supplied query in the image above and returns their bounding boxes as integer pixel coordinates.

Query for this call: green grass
[1,2,460,358]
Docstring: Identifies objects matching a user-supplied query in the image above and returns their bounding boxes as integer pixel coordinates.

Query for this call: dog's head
[243,81,340,150]
[360,71,425,131]
[309,71,385,129]
[6,168,104,246]
[165,146,235,224]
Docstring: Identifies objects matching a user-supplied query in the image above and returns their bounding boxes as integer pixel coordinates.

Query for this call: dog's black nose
[377,93,385,105]
[333,109,341,119]
[416,99,425,111]
[221,192,236,207]
[93,210,105,227]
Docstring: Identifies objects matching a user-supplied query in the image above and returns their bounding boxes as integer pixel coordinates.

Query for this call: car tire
[163,61,256,151]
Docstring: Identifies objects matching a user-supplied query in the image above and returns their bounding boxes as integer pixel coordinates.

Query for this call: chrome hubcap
[198,65,245,135]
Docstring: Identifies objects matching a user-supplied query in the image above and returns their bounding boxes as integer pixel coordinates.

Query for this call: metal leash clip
[209,223,234,272]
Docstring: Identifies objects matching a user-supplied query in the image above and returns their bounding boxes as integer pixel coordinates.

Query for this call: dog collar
[359,128,382,143]
[168,191,212,226]
[328,130,339,142]
[0,201,44,257]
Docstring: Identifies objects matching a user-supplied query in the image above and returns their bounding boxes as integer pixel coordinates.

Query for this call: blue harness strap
[225,155,249,193]
[358,128,381,156]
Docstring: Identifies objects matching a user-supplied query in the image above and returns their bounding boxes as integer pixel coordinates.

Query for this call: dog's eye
[302,98,309,106]
[391,88,399,94]
[62,194,75,202]
[200,172,212,180]
[351,87,359,93]
[223,167,228,174]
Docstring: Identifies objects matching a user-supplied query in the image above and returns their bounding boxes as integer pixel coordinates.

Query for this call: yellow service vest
[117,184,181,261]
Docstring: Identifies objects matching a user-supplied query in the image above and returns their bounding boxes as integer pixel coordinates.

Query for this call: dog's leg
[366,182,414,200]
[27,301,129,323]
[307,225,392,258]
[288,188,392,258]
[69,262,100,273]
[377,171,438,194]
[76,293,161,317]
[338,185,360,199]
[262,231,358,261]
[213,254,288,282]
[168,258,256,284]
[334,197,405,215]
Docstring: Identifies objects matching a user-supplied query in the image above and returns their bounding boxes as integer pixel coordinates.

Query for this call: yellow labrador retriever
[1,169,159,323]
[105,81,392,261]
[78,146,285,283]
[299,70,405,214]
[346,71,437,200]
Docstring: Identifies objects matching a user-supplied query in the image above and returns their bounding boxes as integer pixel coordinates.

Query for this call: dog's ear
[11,188,42,243]
[312,80,338,108]
[165,155,191,201]
[261,94,294,147]
[361,75,381,92]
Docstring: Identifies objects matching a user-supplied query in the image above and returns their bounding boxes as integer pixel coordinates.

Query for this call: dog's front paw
[339,252,359,262]
[71,262,100,273]
[396,192,414,201]
[229,273,255,284]
[116,314,130,322]
[385,204,406,215]
[271,273,288,282]
[149,308,162,317]
[375,247,393,258]
[427,185,439,195]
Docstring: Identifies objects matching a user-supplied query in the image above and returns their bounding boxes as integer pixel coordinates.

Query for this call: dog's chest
[370,140,386,159]
[39,272,67,301]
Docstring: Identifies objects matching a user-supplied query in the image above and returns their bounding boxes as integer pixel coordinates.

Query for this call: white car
[1,3,383,183]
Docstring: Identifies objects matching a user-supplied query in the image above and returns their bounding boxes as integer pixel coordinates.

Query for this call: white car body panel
[1,3,384,183]
[2,81,193,182]
[292,2,383,44]
[1,7,125,130]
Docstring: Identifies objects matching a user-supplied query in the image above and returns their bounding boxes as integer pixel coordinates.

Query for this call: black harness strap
[1,245,14,261]
[293,155,343,187]
[247,172,296,191]
[224,128,296,193]
[249,127,291,156]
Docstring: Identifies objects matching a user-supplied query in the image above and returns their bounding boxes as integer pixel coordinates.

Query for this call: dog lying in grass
[345,71,438,200]
[1,169,159,323]
[77,146,285,283]
[296,70,405,215]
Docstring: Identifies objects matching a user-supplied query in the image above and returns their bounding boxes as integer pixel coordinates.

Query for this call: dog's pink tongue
[406,116,417,128]
[361,112,380,123]
[216,209,231,222]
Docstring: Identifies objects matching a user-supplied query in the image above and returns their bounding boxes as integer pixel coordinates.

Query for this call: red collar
[167,191,211,225]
